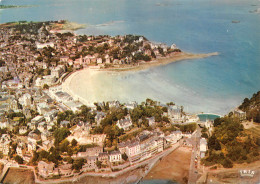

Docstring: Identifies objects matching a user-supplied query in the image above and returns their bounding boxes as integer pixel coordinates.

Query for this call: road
[188,127,201,184]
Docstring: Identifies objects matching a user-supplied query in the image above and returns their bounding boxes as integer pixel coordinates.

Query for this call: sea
[0,0,260,116]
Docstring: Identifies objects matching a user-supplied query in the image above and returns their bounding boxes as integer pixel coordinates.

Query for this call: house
[168,105,183,122]
[28,129,41,143]
[95,112,106,126]
[76,121,91,132]
[47,122,55,130]
[23,108,32,119]
[19,126,28,135]
[74,146,103,158]
[38,122,47,132]
[124,101,138,110]
[31,115,44,127]
[118,141,128,154]
[42,140,53,151]
[104,54,110,64]
[58,164,72,176]
[108,100,120,108]
[185,115,199,123]
[41,130,52,141]
[86,147,103,157]
[165,130,182,144]
[98,152,109,164]
[0,121,8,129]
[87,156,97,168]
[125,141,141,162]
[28,142,37,153]
[51,65,65,78]
[233,109,246,121]
[60,120,70,127]
[44,109,58,122]
[27,129,41,153]
[38,161,55,178]
[0,134,11,155]
[36,102,50,115]
[16,142,26,157]
[116,115,133,131]
[22,93,32,107]
[109,151,122,163]
[35,75,56,87]
[97,58,103,64]
[200,138,207,158]
[147,117,155,127]
[1,141,10,156]
[60,56,69,63]
[156,137,164,152]
[9,99,19,112]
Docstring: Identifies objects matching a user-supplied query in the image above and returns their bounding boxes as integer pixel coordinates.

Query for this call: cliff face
[239,91,260,123]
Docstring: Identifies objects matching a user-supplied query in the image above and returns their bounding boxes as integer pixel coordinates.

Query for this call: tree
[222,158,233,168]
[201,132,208,138]
[54,128,71,146]
[162,107,168,112]
[96,160,102,169]
[71,139,78,147]
[59,139,70,152]
[43,84,49,89]
[72,158,85,171]
[122,152,128,161]
[39,150,49,159]
[14,155,23,164]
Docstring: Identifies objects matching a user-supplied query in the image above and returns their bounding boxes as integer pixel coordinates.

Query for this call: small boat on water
[232,20,240,23]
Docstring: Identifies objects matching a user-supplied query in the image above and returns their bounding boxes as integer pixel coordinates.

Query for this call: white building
[109,151,122,163]
[19,126,28,135]
[44,109,58,122]
[168,105,183,122]
[23,93,32,106]
[51,65,65,78]
[35,75,56,87]
[125,141,141,160]
[36,42,54,49]
[200,138,207,158]
[116,115,133,131]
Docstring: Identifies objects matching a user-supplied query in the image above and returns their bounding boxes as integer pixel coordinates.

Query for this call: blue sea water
[198,114,220,122]
[0,0,259,115]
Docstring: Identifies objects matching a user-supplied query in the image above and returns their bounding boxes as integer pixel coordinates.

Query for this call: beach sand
[144,147,192,184]
[62,51,218,107]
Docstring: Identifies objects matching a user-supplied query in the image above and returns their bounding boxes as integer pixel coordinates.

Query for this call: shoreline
[98,51,219,72]
[61,51,219,108]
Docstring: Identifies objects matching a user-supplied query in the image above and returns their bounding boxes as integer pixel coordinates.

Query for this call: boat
[232,20,240,23]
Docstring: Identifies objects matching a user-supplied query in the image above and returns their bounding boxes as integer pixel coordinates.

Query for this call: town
[0,20,203,182]
[0,20,258,183]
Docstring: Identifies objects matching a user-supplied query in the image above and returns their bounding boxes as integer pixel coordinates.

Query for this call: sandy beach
[144,146,192,184]
[62,51,218,107]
